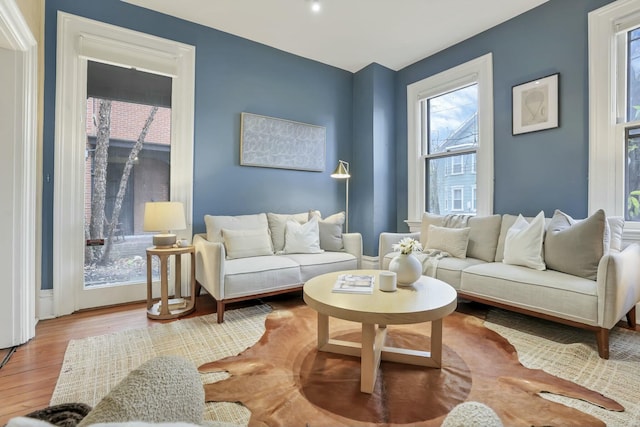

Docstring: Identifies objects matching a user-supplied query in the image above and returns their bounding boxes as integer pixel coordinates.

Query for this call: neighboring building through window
[589,1,640,242]
[406,53,493,228]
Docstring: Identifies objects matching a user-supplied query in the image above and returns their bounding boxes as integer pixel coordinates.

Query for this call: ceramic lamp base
[153,233,176,248]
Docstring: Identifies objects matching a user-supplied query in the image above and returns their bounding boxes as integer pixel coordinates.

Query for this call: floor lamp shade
[143,201,187,248]
[331,160,350,233]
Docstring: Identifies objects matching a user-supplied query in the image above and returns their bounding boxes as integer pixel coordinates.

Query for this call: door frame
[0,0,38,346]
[53,12,195,315]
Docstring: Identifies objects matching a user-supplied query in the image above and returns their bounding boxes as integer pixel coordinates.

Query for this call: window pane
[626,125,640,221]
[427,154,476,215]
[628,27,640,121]
[426,84,478,155]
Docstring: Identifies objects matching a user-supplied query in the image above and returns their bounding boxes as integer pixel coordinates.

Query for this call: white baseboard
[362,255,378,270]
[38,289,55,320]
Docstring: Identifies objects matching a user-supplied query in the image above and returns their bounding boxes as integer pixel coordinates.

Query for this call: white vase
[388,253,422,286]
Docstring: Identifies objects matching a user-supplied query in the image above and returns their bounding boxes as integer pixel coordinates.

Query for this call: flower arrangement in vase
[389,237,423,286]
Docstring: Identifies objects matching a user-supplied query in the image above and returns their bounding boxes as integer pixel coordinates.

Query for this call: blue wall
[41,0,619,283]
[393,0,614,230]
[352,63,397,254]
[42,0,353,289]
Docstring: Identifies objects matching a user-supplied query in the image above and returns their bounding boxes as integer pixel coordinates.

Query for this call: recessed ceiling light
[311,0,321,13]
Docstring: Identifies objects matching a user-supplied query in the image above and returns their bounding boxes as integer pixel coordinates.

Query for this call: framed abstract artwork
[240,112,326,172]
[512,73,559,135]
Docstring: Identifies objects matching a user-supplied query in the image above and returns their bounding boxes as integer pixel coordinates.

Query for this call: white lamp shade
[143,202,186,232]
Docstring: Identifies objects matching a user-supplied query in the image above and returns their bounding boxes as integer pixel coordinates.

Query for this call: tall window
[423,85,477,214]
[589,1,640,241]
[406,53,493,227]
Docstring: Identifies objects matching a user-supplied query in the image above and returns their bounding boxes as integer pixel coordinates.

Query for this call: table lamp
[143,201,187,248]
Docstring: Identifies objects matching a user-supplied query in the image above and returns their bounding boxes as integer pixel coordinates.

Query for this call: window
[472,185,477,212]
[451,186,464,211]
[406,53,493,228]
[589,1,640,241]
[451,154,464,175]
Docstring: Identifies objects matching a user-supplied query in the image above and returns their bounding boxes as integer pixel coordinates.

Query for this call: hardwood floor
[0,295,220,425]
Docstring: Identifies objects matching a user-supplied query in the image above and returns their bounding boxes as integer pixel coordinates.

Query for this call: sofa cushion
[282,252,357,281]
[502,212,546,270]
[461,262,598,326]
[221,227,273,259]
[381,251,484,289]
[495,214,552,262]
[425,225,470,258]
[283,216,323,254]
[267,212,313,253]
[223,256,301,299]
[309,211,345,252]
[205,213,268,244]
[544,209,607,280]
[419,212,502,262]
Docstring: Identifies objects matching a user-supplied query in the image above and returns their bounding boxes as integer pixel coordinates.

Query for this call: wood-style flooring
[0,295,223,425]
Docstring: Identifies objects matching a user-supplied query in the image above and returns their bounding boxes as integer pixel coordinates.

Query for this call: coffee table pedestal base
[317,313,443,393]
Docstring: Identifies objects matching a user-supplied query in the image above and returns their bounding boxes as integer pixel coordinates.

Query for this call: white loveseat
[195,211,362,322]
[379,210,640,359]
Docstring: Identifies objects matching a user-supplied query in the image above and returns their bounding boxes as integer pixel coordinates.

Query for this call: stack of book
[332,274,375,294]
[159,297,187,311]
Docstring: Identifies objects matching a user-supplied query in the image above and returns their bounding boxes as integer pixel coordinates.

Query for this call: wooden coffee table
[303,269,457,393]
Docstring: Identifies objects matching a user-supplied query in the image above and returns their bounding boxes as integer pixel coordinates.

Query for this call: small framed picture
[512,73,559,135]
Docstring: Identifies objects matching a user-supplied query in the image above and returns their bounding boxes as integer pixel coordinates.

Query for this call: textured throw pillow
[267,212,318,253]
[544,209,607,280]
[221,227,273,259]
[467,215,502,262]
[283,216,323,254]
[420,212,444,249]
[502,211,546,270]
[425,225,470,258]
[205,213,268,243]
[309,211,345,252]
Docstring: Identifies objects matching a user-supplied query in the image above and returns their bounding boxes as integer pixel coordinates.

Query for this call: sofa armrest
[193,233,226,301]
[378,231,421,268]
[597,242,640,328]
[342,232,363,269]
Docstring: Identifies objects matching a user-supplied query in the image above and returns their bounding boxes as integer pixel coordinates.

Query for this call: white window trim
[472,185,477,211]
[451,186,464,211]
[406,53,493,230]
[589,0,640,244]
[53,12,195,316]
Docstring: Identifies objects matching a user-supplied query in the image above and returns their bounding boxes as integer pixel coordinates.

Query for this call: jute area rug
[52,302,640,426]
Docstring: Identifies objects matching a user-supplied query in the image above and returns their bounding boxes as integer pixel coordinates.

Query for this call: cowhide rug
[199,302,623,426]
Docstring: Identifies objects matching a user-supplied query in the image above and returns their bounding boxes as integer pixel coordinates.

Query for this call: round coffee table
[303,269,457,393]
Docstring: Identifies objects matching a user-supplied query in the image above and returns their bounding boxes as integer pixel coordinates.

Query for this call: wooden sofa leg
[626,305,637,328]
[216,300,225,323]
[595,328,610,360]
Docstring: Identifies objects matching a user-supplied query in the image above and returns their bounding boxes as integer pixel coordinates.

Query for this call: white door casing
[54,12,195,315]
[0,0,37,347]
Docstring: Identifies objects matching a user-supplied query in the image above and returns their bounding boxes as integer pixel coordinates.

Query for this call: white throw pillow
[205,213,268,243]
[283,216,323,254]
[267,211,319,253]
[221,227,273,259]
[502,211,546,270]
[425,225,470,258]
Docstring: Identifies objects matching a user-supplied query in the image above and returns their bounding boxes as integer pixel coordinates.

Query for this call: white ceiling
[123,0,549,73]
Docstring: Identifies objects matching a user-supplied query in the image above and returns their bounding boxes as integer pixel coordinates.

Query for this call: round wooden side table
[146,245,196,320]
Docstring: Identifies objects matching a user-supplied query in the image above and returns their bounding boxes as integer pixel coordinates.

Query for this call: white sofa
[195,211,362,322]
[379,210,640,359]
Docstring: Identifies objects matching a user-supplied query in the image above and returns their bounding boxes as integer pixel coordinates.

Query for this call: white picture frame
[512,73,559,135]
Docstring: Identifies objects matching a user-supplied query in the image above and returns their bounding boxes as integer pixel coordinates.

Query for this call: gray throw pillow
[309,211,345,251]
[544,209,607,280]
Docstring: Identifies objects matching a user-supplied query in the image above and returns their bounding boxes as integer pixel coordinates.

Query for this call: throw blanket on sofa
[420,214,472,277]
[442,214,472,228]
[420,249,449,278]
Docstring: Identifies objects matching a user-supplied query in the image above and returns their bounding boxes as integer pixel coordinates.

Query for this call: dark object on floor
[25,403,92,427]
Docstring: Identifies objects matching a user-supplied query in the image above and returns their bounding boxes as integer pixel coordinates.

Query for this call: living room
[2,0,640,425]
